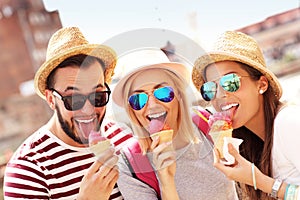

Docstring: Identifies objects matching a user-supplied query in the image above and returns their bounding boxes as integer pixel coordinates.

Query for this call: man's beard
[56,104,104,145]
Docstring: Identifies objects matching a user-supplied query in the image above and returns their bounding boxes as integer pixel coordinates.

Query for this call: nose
[147,94,158,108]
[215,84,227,99]
[80,99,95,114]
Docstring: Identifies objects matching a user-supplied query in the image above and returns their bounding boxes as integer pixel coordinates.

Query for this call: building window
[33,30,52,44]
[29,12,49,26]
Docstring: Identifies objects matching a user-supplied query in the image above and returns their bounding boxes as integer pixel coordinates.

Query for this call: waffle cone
[210,129,232,158]
[150,129,173,144]
[89,139,111,156]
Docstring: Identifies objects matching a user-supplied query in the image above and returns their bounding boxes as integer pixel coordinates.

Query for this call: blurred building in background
[237,7,300,104]
[0,0,61,98]
[0,0,61,193]
[237,7,300,77]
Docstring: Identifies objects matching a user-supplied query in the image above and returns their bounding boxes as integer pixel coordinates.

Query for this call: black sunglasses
[51,83,111,111]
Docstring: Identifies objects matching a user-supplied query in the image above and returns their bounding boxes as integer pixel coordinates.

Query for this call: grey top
[117,127,239,200]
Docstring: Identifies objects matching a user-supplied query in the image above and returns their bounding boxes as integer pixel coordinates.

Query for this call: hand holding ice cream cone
[208,111,243,165]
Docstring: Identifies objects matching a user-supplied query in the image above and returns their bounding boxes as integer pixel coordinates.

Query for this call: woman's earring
[259,89,264,94]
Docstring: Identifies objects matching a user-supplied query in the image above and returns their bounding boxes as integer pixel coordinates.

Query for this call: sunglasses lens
[200,82,217,101]
[154,86,174,102]
[91,92,110,107]
[128,93,148,110]
[65,95,86,111]
[220,73,240,92]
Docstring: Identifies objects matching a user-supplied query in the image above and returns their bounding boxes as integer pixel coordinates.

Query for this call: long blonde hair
[122,69,198,151]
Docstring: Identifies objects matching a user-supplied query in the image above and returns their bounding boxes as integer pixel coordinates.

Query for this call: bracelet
[285,184,291,200]
[270,179,283,199]
[285,184,299,200]
[251,163,257,190]
[295,185,300,200]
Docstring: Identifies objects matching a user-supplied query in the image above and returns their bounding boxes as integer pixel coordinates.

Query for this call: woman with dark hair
[192,30,300,200]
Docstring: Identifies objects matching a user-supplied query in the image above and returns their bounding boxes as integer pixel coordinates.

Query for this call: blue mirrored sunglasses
[128,86,175,110]
[200,73,248,101]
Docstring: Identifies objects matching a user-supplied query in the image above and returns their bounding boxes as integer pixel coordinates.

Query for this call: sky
[42,0,300,104]
[43,0,299,49]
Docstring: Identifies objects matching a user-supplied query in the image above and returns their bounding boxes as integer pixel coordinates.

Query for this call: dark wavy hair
[233,62,281,200]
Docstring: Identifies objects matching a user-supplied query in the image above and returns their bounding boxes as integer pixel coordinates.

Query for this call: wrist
[255,168,273,193]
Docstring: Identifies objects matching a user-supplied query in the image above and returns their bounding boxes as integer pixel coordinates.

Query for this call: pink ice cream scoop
[149,118,165,135]
[208,111,232,132]
[89,130,107,145]
[88,130,111,156]
[149,119,173,144]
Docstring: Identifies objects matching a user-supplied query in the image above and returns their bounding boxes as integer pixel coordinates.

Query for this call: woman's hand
[213,143,255,186]
[214,143,288,198]
[151,136,179,200]
[151,136,176,178]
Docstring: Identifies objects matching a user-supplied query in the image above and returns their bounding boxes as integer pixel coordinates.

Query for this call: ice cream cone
[150,129,173,144]
[210,129,233,158]
[89,139,111,156]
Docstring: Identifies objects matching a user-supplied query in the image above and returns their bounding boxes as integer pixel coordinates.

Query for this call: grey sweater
[117,129,239,200]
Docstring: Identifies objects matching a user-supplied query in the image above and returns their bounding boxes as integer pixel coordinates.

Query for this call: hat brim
[192,51,282,100]
[112,62,189,107]
[34,44,117,99]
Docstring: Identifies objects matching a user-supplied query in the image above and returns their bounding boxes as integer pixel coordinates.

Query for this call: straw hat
[192,31,282,100]
[112,48,190,107]
[34,27,117,99]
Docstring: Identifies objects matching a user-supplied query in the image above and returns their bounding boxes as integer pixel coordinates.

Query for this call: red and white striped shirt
[4,119,133,199]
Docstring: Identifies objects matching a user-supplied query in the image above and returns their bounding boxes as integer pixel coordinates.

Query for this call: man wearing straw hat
[3,27,133,199]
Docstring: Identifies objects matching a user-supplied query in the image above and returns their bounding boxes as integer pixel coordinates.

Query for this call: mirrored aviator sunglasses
[200,73,245,101]
[128,86,175,110]
[51,83,111,111]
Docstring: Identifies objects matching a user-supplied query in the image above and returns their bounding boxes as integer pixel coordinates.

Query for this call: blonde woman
[112,49,238,200]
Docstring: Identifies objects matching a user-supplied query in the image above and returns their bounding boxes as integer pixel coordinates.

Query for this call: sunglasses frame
[200,73,249,101]
[128,86,175,110]
[51,83,111,111]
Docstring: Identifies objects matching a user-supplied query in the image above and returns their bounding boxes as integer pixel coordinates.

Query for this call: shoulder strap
[191,107,213,143]
[121,139,161,199]
[122,107,211,199]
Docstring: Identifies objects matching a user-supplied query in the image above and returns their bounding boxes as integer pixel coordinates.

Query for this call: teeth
[221,103,238,111]
[148,112,165,119]
[76,118,94,123]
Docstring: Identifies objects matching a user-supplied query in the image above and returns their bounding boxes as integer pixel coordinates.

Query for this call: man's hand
[78,147,119,200]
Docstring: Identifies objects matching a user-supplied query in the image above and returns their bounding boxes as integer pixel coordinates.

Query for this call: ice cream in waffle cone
[148,117,173,150]
[209,129,233,158]
[89,130,111,156]
[208,112,233,159]
[150,128,174,144]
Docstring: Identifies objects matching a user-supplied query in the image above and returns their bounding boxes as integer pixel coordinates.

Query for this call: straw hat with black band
[192,31,282,101]
[34,27,117,99]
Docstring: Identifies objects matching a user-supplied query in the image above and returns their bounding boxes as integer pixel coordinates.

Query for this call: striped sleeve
[4,123,131,199]
[102,120,134,154]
